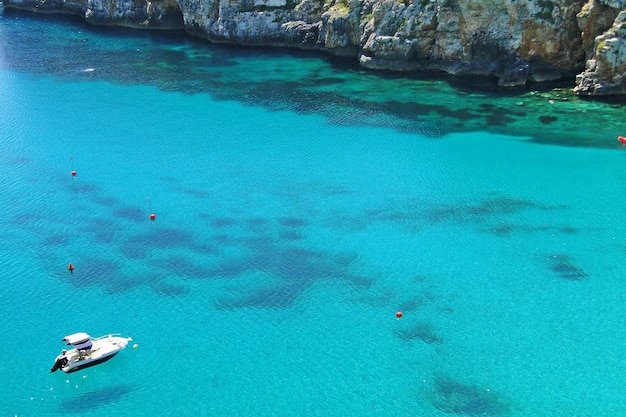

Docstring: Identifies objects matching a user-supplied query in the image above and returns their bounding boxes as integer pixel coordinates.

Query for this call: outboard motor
[50,354,68,373]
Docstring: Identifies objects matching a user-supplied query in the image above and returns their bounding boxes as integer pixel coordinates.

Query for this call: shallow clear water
[1,6,626,417]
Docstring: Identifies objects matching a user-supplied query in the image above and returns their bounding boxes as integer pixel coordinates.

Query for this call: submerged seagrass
[3,0,626,96]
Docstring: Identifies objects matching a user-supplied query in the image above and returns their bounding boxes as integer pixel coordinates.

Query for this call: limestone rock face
[4,0,186,29]
[575,7,626,95]
[3,0,626,95]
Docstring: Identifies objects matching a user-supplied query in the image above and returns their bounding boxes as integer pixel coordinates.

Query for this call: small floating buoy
[68,263,74,273]
[71,170,76,177]
[617,136,626,144]
[395,311,403,319]
[133,344,138,349]
[149,213,156,221]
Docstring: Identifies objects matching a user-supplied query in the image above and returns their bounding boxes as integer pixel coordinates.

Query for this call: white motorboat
[50,332,132,373]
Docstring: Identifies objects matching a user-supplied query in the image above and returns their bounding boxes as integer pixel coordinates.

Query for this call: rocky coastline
[3,0,625,96]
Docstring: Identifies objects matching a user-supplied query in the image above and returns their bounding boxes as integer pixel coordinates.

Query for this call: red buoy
[618,136,626,144]
[395,311,403,319]
[71,170,77,177]
[68,263,74,273]
[149,213,156,221]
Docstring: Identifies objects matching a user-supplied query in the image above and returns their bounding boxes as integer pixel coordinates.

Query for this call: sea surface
[1,5,626,417]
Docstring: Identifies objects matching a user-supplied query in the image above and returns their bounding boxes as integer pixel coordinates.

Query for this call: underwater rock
[538,115,558,125]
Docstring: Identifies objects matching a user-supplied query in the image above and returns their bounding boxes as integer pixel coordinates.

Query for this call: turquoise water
[2,6,626,417]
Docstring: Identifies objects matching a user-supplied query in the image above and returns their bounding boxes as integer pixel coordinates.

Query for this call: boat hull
[63,351,119,373]
[51,334,132,374]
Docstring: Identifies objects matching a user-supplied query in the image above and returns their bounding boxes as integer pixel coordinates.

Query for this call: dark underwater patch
[120,243,149,260]
[491,224,514,236]
[120,227,194,259]
[66,258,121,288]
[322,185,350,196]
[42,233,71,246]
[485,112,517,126]
[113,206,145,222]
[210,217,237,228]
[150,255,211,278]
[477,103,496,112]
[380,209,420,223]
[538,115,558,124]
[431,377,509,417]
[59,384,136,413]
[398,294,433,312]
[338,274,374,287]
[279,230,304,241]
[487,223,579,237]
[323,214,368,232]
[394,321,443,344]
[547,254,587,280]
[181,188,211,199]
[278,217,308,227]
[150,280,189,296]
[428,195,560,224]
[466,196,538,216]
[246,217,269,233]
[92,195,120,208]
[247,217,269,226]
[311,76,346,86]
[331,252,359,267]
[12,213,41,227]
[211,234,231,244]
[215,280,309,310]
[474,103,527,127]
[103,271,164,294]
[69,182,99,195]
[211,241,372,309]
[398,299,422,312]
[79,217,121,244]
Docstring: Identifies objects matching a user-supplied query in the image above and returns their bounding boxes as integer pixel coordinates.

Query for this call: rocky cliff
[4,0,626,96]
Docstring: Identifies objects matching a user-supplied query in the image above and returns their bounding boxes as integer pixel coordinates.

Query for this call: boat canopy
[63,332,91,345]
